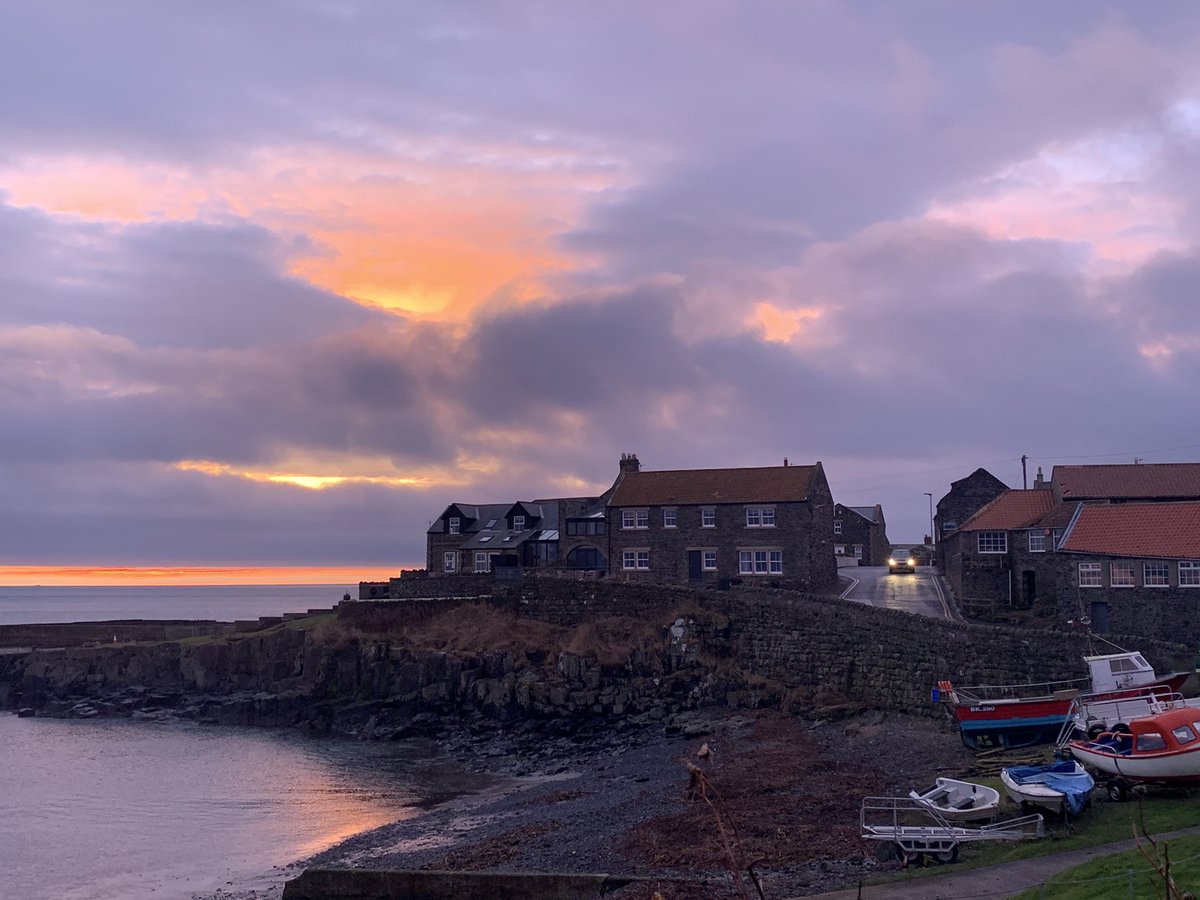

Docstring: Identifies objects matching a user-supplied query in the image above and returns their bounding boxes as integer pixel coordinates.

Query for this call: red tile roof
[1053,463,1200,500]
[608,464,816,506]
[1031,501,1079,529]
[1060,502,1200,559]
[959,489,1056,531]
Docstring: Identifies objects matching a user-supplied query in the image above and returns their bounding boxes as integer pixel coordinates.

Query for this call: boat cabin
[1084,652,1157,695]
[1092,708,1200,756]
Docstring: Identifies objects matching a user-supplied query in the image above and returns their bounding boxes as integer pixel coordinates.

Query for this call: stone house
[934,468,1008,571]
[605,458,837,590]
[939,462,1200,644]
[427,500,574,575]
[832,503,891,565]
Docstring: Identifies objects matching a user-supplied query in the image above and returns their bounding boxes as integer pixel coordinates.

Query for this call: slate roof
[958,489,1056,531]
[1053,464,1200,500]
[1060,502,1200,560]
[608,464,817,507]
[426,502,514,534]
[848,505,880,523]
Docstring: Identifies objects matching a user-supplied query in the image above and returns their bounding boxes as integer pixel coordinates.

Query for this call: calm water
[0,715,491,900]
[0,584,354,625]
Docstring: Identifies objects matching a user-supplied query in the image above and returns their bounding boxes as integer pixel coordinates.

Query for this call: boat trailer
[860,796,1044,864]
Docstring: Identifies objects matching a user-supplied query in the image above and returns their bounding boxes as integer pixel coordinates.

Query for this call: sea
[0,584,488,900]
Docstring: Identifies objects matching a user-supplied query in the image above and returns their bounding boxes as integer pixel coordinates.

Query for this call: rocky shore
[189,706,972,900]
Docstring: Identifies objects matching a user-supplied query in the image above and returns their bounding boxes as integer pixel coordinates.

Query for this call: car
[887,548,916,574]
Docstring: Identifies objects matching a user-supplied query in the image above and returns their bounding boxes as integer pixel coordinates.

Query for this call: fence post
[1127,868,1134,899]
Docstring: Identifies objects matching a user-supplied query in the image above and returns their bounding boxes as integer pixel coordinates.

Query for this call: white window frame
[853,545,863,559]
[474,551,493,573]
[663,507,677,528]
[739,549,782,575]
[701,507,716,528]
[622,509,649,530]
[443,551,457,573]
[622,549,650,570]
[833,545,845,556]
[1052,528,1063,549]
[449,516,460,535]
[1144,561,1170,588]
[1179,561,1200,587]
[977,531,1007,554]
[702,550,717,571]
[1110,561,1135,588]
[745,506,775,528]
[512,515,525,531]
[833,519,843,535]
[1078,562,1102,588]
[1028,531,1046,553]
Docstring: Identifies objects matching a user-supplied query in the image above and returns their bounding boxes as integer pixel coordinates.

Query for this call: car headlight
[887,557,897,565]
[908,558,916,566]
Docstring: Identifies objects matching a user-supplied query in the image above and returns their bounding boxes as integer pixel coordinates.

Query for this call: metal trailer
[860,796,1045,864]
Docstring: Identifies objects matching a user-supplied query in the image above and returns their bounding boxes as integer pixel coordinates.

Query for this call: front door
[687,550,702,580]
[1091,601,1110,635]
[1021,570,1036,607]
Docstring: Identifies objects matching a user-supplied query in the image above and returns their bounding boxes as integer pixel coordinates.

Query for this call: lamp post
[923,492,934,548]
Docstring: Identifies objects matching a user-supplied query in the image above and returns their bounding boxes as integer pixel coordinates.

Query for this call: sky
[5,1,1200,584]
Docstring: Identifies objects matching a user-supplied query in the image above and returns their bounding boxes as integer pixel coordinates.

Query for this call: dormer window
[513,515,525,531]
[449,516,460,535]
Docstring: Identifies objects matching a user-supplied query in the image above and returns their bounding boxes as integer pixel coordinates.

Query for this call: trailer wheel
[1108,780,1130,802]
[935,844,960,864]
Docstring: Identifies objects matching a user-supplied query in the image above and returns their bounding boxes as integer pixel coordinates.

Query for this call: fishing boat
[908,778,1000,823]
[1057,689,1200,746]
[999,760,1094,817]
[1068,707,1200,799]
[938,651,1193,750]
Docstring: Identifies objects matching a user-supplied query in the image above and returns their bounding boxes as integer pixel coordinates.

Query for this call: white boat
[908,778,1000,823]
[1060,690,1200,744]
[1069,707,1200,795]
[1000,760,1094,816]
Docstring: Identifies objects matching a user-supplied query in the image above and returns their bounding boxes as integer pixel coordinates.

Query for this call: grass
[871,778,1200,885]
[1009,834,1200,899]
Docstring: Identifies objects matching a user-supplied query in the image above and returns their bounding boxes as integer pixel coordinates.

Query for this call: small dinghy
[908,777,1000,822]
[1000,760,1094,817]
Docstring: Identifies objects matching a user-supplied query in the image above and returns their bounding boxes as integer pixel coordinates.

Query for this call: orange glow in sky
[0,566,406,587]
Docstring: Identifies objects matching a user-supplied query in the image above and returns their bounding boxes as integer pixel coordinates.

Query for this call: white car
[888,549,916,574]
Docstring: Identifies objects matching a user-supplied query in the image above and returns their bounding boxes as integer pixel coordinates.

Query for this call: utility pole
[1021,454,1028,489]
[923,492,934,549]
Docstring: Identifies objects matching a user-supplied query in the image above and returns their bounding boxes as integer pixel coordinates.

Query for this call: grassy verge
[1009,834,1200,899]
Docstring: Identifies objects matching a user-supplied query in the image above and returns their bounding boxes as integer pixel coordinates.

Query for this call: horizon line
[0,565,419,587]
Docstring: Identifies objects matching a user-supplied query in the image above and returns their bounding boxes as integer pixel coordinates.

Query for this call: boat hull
[1070,743,1200,783]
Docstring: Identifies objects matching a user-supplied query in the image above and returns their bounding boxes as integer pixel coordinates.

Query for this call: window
[622,509,648,529]
[1173,725,1198,745]
[977,531,1007,554]
[1136,733,1167,752]
[739,550,782,575]
[702,551,717,571]
[833,519,843,535]
[474,552,492,573]
[1110,562,1135,587]
[1052,528,1063,549]
[745,506,775,527]
[1144,561,1170,587]
[485,519,497,529]
[622,550,649,570]
[448,516,460,535]
[443,552,457,573]
[477,535,492,543]
[1028,531,1046,553]
[1180,561,1200,587]
[833,545,846,556]
[701,507,716,528]
[567,519,606,536]
[1079,562,1102,587]
[942,520,957,532]
[854,545,863,559]
[663,508,677,528]
[512,515,525,531]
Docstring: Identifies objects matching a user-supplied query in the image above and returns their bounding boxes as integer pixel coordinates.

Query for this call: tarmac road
[838,566,959,621]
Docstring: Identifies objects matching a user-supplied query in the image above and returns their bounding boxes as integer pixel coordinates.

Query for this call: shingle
[1061,502,1200,559]
[608,465,816,506]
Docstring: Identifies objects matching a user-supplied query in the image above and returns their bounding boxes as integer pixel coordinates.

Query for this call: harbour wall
[0,580,1189,730]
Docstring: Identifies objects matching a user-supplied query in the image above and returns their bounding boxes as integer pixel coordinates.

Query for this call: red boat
[939,652,1193,750]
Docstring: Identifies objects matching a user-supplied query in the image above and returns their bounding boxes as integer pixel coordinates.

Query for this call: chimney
[1034,466,1045,489]
[783,457,789,467]
[619,452,641,474]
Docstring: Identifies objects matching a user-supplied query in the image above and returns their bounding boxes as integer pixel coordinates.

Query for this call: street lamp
[923,492,934,547]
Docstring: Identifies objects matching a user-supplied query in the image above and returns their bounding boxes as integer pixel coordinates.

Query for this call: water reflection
[0,716,491,900]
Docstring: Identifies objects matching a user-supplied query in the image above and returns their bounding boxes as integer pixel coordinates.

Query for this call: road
[838,566,959,620]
